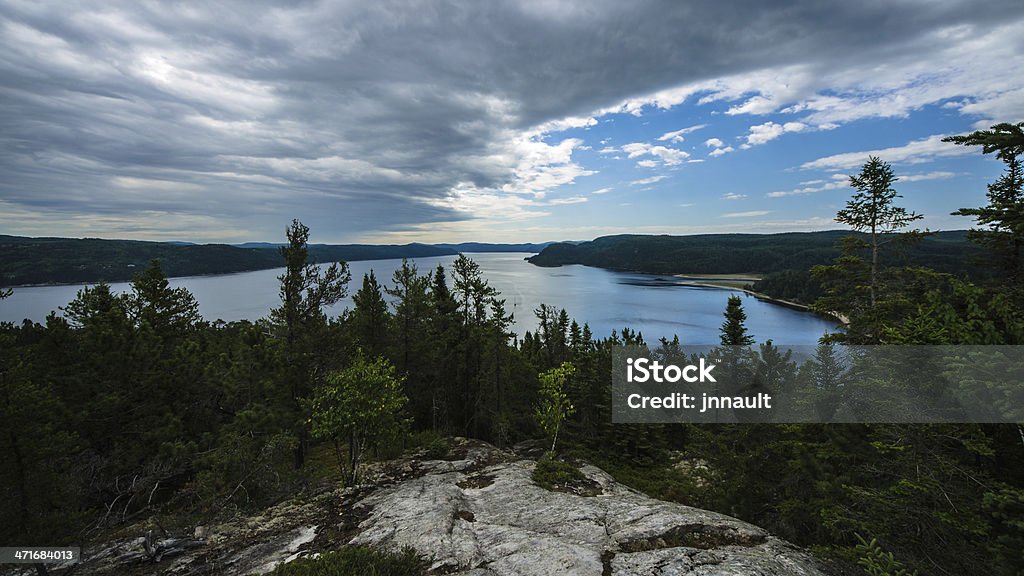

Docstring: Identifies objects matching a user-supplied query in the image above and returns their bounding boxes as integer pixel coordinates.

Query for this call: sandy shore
[674,278,849,325]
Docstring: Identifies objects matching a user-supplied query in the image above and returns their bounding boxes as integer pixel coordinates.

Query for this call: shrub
[532,453,585,490]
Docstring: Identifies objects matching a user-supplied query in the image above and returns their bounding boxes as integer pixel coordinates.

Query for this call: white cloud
[591,20,1024,137]
[722,210,772,218]
[620,142,690,166]
[709,146,734,157]
[621,143,650,158]
[721,192,747,200]
[630,175,668,186]
[704,138,724,148]
[547,195,588,205]
[801,134,976,171]
[657,124,707,143]
[744,121,808,147]
[637,159,658,168]
[901,171,957,182]
[767,174,849,197]
[591,187,613,194]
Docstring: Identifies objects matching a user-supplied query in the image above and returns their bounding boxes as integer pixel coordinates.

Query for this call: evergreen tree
[385,260,432,428]
[350,271,390,357]
[950,141,1024,283]
[720,295,754,346]
[836,156,924,306]
[269,219,350,468]
[942,121,1024,162]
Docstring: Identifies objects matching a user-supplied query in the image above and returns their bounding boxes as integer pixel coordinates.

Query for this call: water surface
[1,253,838,344]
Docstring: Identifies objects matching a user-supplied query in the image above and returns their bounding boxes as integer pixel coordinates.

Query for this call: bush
[268,546,425,576]
[410,430,450,459]
[532,453,585,490]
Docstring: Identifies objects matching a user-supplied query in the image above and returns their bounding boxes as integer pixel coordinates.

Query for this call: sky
[1,0,1023,244]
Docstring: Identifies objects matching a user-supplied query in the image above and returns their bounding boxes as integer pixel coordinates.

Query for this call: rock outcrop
[60,439,827,576]
[350,440,824,575]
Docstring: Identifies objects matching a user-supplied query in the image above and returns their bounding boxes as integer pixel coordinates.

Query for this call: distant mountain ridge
[0,235,554,287]
[527,230,989,277]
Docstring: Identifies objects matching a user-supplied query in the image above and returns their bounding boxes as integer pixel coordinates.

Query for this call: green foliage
[720,295,754,346]
[267,546,425,576]
[271,219,351,468]
[951,139,1024,283]
[0,234,453,287]
[350,271,390,358]
[854,535,917,576]
[835,156,924,308]
[308,354,408,484]
[942,121,1024,162]
[535,362,576,452]
[531,453,585,491]
[527,230,985,277]
[409,430,450,459]
[6,210,1024,576]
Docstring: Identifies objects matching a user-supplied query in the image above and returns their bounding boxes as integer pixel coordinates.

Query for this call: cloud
[767,174,850,197]
[722,210,772,218]
[704,138,724,148]
[801,135,976,171]
[1,1,1022,241]
[631,175,668,186]
[546,195,589,205]
[721,192,747,200]
[621,142,690,166]
[657,124,707,143]
[591,187,613,195]
[901,171,957,182]
[708,146,734,157]
[743,121,808,147]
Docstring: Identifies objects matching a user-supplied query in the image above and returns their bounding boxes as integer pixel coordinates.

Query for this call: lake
[0,252,839,344]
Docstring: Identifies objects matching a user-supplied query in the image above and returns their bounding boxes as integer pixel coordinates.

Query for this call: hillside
[0,236,457,287]
[526,230,989,277]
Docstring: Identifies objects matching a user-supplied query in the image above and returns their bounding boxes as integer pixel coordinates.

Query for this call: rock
[348,440,826,575]
[65,438,827,576]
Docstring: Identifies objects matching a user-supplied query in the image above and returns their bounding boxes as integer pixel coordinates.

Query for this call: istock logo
[625,357,716,383]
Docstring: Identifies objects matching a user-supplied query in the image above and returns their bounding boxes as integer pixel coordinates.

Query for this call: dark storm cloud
[0,0,1021,240]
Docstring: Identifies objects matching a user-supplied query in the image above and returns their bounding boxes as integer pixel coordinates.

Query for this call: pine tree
[836,156,924,305]
[720,295,754,346]
[269,219,350,468]
[951,148,1024,282]
[350,271,390,357]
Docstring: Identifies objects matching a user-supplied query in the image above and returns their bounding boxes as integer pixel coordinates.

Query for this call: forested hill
[0,235,457,286]
[526,230,988,277]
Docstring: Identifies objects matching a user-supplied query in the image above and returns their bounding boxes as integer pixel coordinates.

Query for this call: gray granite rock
[348,443,825,575]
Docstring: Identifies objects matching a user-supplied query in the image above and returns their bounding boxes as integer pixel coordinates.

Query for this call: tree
[269,219,350,468]
[535,362,576,453]
[836,156,924,305]
[950,144,1024,283]
[386,260,432,428]
[308,354,407,484]
[125,260,201,334]
[350,271,390,357]
[943,121,1024,163]
[720,295,754,346]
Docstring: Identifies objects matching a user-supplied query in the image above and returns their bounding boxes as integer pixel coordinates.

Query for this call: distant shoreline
[673,276,848,325]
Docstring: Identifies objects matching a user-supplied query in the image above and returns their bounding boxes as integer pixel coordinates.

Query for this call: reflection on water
[0,252,839,344]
